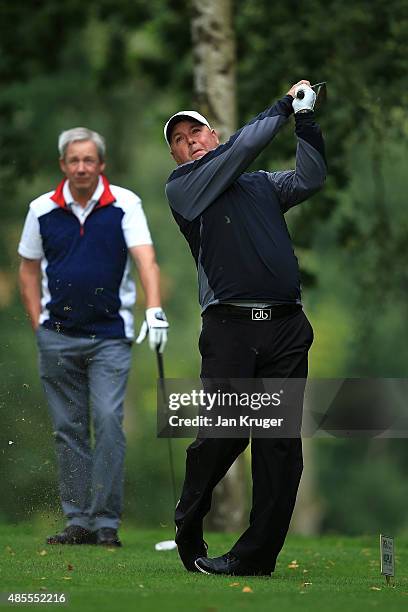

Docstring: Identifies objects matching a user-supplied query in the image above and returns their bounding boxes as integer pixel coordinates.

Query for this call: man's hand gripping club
[287,80,317,114]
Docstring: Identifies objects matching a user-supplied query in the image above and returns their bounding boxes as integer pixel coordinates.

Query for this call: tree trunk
[290,439,322,535]
[191,0,245,532]
[191,0,237,140]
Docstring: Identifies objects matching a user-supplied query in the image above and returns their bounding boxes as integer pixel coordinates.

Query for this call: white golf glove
[136,307,168,353]
[292,84,316,114]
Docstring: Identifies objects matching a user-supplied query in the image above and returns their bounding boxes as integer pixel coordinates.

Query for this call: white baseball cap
[164,111,211,146]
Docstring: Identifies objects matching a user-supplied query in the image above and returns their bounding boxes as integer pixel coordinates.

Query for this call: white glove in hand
[292,84,316,114]
[136,307,168,353]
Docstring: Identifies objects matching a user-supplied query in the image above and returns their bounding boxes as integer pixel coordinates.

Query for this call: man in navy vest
[18,127,168,547]
[164,81,326,575]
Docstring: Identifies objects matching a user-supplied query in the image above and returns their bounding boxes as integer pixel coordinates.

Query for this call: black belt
[204,304,302,320]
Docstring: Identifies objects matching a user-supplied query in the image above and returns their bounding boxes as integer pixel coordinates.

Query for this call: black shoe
[195,552,271,576]
[46,525,96,545]
[177,539,208,572]
[96,527,122,547]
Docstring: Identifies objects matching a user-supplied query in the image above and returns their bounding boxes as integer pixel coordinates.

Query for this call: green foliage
[317,439,408,534]
[0,0,407,534]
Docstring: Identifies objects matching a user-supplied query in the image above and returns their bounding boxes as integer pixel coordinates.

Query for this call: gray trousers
[36,326,132,530]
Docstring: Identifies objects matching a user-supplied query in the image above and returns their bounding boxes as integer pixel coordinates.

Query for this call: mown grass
[0,524,407,611]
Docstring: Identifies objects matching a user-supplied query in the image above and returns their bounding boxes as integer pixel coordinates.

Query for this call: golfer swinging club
[164,80,326,576]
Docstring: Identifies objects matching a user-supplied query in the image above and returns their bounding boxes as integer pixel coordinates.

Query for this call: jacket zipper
[65,202,102,236]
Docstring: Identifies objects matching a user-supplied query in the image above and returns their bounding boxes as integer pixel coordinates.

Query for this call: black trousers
[175,305,314,573]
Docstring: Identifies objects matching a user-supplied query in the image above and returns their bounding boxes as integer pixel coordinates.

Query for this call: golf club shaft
[156,348,178,509]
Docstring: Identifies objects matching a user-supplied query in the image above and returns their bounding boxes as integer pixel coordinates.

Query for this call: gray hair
[58,127,106,160]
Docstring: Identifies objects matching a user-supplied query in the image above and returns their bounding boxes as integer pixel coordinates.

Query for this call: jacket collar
[51,175,116,208]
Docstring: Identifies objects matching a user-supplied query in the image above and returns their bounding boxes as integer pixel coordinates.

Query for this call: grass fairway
[0,525,407,611]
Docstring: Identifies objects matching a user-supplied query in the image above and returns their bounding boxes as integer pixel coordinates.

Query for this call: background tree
[1,0,407,535]
[191,0,245,532]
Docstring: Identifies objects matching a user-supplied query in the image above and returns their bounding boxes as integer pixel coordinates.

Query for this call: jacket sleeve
[165,96,294,221]
[265,111,327,212]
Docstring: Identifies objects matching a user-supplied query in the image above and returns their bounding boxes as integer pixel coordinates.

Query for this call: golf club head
[311,81,327,110]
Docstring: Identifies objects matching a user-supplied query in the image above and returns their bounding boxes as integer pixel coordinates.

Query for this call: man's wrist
[279,95,295,117]
[145,305,162,310]
[294,110,315,124]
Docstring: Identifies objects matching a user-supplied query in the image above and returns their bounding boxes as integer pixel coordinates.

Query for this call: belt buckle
[251,308,271,321]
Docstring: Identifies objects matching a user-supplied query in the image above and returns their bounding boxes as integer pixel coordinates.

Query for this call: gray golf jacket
[165,95,326,311]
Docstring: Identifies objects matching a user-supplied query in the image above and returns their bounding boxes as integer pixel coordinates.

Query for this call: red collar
[51,175,116,208]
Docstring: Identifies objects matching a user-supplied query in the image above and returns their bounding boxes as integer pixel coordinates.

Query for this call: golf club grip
[156,347,165,380]
[156,348,167,408]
